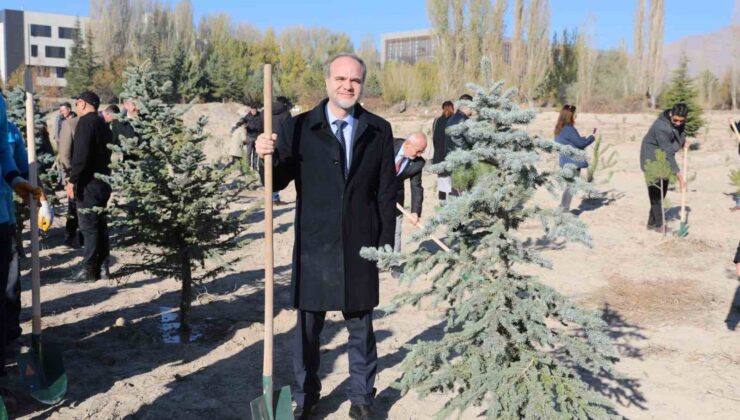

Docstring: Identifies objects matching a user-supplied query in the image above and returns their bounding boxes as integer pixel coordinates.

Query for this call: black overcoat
[267,98,396,312]
[393,138,425,217]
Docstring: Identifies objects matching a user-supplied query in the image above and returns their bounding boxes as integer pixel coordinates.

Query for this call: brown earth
[7,106,740,419]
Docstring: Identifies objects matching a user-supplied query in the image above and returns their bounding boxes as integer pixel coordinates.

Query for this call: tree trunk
[179,247,193,333]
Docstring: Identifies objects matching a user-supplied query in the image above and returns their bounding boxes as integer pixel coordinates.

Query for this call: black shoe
[63,269,98,284]
[294,400,318,420]
[349,404,374,420]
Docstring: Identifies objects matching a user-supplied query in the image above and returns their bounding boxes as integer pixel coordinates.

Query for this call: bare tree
[487,0,508,81]
[452,0,466,91]
[465,0,488,84]
[575,16,597,107]
[357,33,379,70]
[173,0,195,46]
[90,0,132,62]
[647,0,664,108]
[633,0,646,96]
[521,0,551,104]
[510,0,525,90]
[428,0,453,97]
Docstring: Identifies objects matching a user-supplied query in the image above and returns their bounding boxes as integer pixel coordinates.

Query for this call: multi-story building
[0,9,88,88]
[380,28,511,67]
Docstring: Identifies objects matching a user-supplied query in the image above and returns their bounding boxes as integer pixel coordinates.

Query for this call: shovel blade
[0,397,7,420]
[250,385,292,420]
[17,340,67,405]
[677,222,689,238]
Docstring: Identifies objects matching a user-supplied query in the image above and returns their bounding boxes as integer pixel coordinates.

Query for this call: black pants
[293,309,377,407]
[5,225,21,341]
[0,223,13,373]
[77,181,111,275]
[65,196,79,241]
[647,179,669,227]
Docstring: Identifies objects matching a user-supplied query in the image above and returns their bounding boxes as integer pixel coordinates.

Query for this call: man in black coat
[392,133,427,255]
[65,91,112,282]
[257,54,396,420]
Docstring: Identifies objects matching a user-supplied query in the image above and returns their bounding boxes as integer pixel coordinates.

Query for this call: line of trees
[41,0,740,111]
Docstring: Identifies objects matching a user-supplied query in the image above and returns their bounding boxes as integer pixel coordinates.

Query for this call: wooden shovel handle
[680,146,687,223]
[263,64,274,378]
[25,89,42,336]
[396,203,450,252]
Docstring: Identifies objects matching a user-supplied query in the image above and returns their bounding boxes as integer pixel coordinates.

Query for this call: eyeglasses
[563,104,576,112]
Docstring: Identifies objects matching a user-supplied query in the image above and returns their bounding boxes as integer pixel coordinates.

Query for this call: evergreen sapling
[644,150,675,236]
[102,61,247,332]
[362,81,620,419]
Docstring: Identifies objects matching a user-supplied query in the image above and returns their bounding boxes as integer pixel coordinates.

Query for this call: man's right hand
[255,133,277,157]
[13,180,42,204]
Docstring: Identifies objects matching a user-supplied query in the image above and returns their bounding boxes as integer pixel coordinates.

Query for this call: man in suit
[256,54,396,420]
[392,133,427,256]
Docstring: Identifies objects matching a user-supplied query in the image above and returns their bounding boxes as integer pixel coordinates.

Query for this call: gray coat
[639,110,686,173]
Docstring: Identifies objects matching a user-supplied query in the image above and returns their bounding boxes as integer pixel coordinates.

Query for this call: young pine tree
[5,87,57,194]
[658,53,704,137]
[362,80,619,418]
[65,20,99,96]
[644,150,675,235]
[102,61,247,331]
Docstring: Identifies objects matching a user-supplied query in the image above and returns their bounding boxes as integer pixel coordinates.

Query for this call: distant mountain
[662,26,735,79]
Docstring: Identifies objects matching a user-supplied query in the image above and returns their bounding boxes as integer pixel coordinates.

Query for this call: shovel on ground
[677,145,689,238]
[16,70,67,405]
[249,64,292,420]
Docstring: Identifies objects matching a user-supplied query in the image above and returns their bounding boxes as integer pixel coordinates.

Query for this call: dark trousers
[0,223,13,373]
[5,225,21,341]
[65,197,79,241]
[647,179,669,227]
[293,309,377,407]
[78,181,111,274]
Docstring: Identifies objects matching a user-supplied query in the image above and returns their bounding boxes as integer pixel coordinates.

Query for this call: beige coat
[58,116,79,178]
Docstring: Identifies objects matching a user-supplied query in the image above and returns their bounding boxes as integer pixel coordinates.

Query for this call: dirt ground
[8,106,740,419]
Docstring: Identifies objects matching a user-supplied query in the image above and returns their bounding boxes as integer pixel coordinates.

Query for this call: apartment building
[380,28,511,67]
[0,9,88,87]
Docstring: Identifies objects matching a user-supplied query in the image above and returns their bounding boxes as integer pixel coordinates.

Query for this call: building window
[55,67,67,78]
[31,45,38,57]
[30,24,52,37]
[45,46,66,59]
[58,27,76,39]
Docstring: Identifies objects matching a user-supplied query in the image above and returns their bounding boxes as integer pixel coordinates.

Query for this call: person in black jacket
[270,96,292,205]
[232,106,263,170]
[65,91,112,282]
[432,101,454,201]
[639,103,689,232]
[393,133,427,250]
[438,94,472,199]
[256,54,396,420]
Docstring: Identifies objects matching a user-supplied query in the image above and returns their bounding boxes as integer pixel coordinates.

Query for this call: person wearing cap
[0,87,43,376]
[65,91,113,282]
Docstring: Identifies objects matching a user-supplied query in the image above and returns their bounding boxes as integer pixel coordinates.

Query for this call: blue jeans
[272,192,280,202]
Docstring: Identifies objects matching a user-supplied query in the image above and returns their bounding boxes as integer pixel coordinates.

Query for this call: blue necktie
[333,120,348,176]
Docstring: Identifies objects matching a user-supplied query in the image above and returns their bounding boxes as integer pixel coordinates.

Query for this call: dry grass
[586,274,717,323]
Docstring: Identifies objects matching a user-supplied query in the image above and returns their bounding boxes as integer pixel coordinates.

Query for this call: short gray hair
[325,53,367,83]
